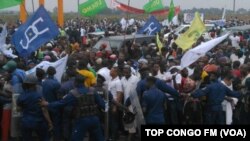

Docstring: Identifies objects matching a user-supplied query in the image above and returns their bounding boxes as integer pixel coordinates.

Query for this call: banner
[113,0,180,15]
[156,33,163,53]
[184,13,204,24]
[175,12,206,51]
[12,6,59,58]
[79,0,107,17]
[143,0,164,13]
[0,0,22,9]
[0,24,18,58]
[26,55,68,82]
[168,0,175,22]
[181,33,229,69]
[138,16,162,35]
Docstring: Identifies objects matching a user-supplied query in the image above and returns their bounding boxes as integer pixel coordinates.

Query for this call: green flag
[143,0,164,13]
[168,0,175,22]
[0,0,22,9]
[79,0,107,17]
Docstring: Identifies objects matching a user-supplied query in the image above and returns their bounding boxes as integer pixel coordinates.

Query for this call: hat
[23,75,38,84]
[44,55,51,61]
[138,58,148,64]
[109,54,117,61]
[2,60,17,71]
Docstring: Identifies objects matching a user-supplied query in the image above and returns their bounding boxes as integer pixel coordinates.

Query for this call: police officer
[17,75,52,141]
[42,66,61,140]
[39,74,105,141]
[191,72,241,124]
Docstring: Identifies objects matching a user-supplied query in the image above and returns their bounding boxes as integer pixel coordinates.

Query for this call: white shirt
[154,71,164,80]
[80,28,86,37]
[121,75,140,104]
[230,53,239,63]
[229,35,240,48]
[108,76,123,101]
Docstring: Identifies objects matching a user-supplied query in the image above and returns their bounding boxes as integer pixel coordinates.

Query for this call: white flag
[181,33,230,69]
[26,55,68,82]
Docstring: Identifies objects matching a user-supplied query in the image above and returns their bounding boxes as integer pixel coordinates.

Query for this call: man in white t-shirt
[229,33,240,48]
[108,66,123,140]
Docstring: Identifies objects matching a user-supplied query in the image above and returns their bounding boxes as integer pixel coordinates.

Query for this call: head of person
[74,74,85,88]
[233,61,241,70]
[47,66,56,77]
[110,66,119,78]
[78,60,88,70]
[2,60,17,73]
[36,68,46,81]
[223,73,234,87]
[209,72,218,82]
[123,65,131,79]
[181,68,189,78]
[139,67,150,80]
[145,76,156,89]
[97,74,105,87]
[152,63,161,76]
[22,75,38,91]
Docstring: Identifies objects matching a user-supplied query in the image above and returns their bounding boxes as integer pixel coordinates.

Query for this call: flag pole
[31,0,35,13]
[77,0,80,18]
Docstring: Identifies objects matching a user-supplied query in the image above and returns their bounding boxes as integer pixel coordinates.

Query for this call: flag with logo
[156,33,163,53]
[26,55,68,82]
[0,0,22,9]
[175,12,206,51]
[79,0,107,17]
[12,6,59,57]
[138,16,162,35]
[168,0,175,22]
[143,0,164,13]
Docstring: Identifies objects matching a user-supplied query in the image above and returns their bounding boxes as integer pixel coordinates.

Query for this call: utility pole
[233,0,236,13]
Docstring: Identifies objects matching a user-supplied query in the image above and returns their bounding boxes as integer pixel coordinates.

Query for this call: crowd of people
[0,17,250,141]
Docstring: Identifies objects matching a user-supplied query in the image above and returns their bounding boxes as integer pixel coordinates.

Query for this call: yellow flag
[175,12,206,51]
[156,33,163,53]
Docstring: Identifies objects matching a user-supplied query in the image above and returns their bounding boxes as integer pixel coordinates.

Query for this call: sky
[0,0,250,12]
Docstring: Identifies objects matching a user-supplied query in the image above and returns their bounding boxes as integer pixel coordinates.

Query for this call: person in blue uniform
[142,76,167,124]
[39,74,105,141]
[17,75,52,141]
[191,72,241,124]
[42,66,61,140]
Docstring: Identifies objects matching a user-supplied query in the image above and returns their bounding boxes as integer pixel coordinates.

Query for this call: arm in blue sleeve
[11,75,19,86]
[225,87,241,98]
[156,79,179,97]
[94,93,105,110]
[192,87,210,98]
[48,94,75,109]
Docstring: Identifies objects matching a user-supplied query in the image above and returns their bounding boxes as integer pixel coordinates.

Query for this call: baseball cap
[2,60,17,72]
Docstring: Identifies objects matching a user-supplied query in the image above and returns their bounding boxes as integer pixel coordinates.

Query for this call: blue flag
[12,6,59,57]
[138,16,162,35]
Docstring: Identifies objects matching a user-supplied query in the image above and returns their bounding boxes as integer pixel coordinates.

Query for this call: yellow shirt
[77,69,96,87]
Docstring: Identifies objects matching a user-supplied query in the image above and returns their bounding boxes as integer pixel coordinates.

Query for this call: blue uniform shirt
[17,90,46,127]
[142,86,167,124]
[42,76,61,102]
[11,69,26,86]
[48,86,105,111]
[137,78,179,98]
[192,81,240,111]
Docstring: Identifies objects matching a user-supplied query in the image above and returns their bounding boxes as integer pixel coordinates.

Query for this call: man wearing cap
[2,60,26,93]
[17,75,52,141]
